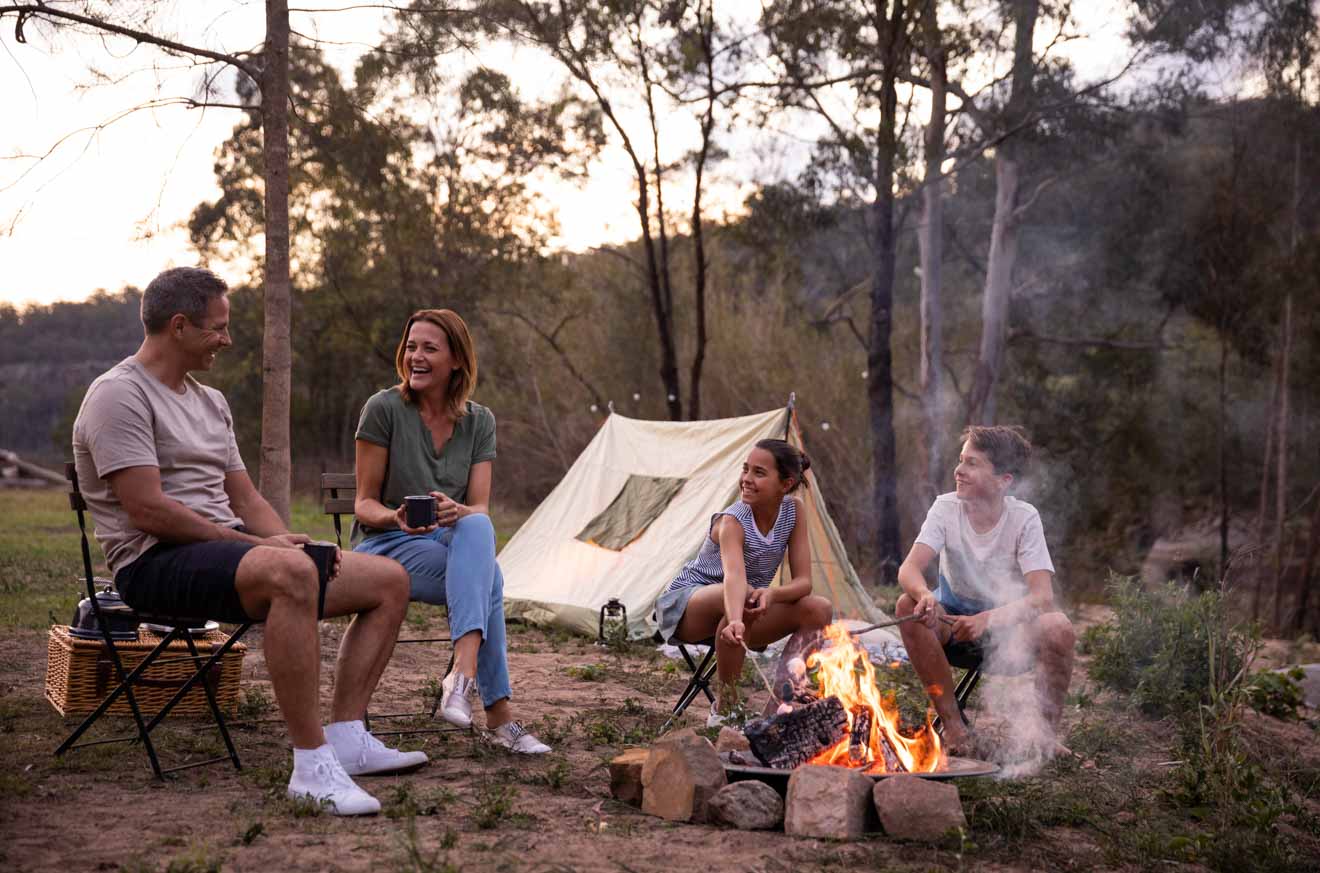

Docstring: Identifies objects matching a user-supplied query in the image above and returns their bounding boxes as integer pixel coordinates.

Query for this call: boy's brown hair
[960,425,1032,479]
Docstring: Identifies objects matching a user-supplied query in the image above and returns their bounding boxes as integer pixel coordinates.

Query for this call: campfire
[742,623,945,774]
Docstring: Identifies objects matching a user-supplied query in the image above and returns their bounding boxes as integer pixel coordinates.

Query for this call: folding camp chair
[933,645,983,732]
[661,637,718,733]
[55,463,253,779]
[321,473,460,737]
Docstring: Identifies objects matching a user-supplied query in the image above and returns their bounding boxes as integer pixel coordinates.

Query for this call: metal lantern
[597,598,627,645]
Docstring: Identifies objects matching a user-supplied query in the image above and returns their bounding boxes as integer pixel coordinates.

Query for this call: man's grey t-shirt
[72,358,245,576]
[351,388,496,546]
[914,492,1055,608]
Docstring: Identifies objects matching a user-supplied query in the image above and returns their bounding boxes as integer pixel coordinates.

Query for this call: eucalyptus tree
[385,0,728,421]
[0,0,297,520]
[190,44,594,463]
[760,0,922,581]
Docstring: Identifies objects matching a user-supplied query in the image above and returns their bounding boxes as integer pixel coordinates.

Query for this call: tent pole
[783,391,796,440]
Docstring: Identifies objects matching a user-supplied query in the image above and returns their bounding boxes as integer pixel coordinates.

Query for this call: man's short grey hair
[141,267,229,334]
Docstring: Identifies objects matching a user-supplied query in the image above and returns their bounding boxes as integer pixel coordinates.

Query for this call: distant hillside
[0,291,142,462]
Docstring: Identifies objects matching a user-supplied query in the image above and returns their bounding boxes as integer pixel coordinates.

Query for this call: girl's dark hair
[754,439,811,492]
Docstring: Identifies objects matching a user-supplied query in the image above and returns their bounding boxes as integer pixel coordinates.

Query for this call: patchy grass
[4,491,1319,872]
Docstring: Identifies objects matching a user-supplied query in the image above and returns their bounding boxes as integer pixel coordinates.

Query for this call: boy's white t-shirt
[914,493,1055,608]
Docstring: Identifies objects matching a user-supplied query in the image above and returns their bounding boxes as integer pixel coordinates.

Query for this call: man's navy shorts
[115,539,258,624]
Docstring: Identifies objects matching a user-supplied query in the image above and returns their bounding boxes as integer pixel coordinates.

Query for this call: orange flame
[804,623,945,773]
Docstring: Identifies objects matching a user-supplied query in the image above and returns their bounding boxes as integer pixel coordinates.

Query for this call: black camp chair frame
[661,637,718,733]
[322,473,462,738]
[935,647,983,732]
[56,463,253,779]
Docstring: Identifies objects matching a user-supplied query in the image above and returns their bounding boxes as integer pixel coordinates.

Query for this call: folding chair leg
[660,645,718,734]
[142,624,250,737]
[55,630,181,779]
[178,632,243,771]
[954,668,981,722]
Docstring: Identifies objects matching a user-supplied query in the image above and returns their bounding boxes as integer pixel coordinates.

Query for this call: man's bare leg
[235,547,326,749]
[895,593,968,747]
[323,551,410,723]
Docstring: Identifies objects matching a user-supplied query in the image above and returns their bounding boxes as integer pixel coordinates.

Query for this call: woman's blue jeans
[353,514,511,707]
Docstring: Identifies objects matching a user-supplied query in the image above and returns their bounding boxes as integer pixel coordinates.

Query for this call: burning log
[744,696,849,770]
[848,709,872,764]
[877,731,907,773]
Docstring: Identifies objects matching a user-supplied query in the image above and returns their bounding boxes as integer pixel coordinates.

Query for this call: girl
[351,309,549,754]
[655,439,833,725]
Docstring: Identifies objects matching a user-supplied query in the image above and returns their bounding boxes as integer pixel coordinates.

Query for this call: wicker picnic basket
[45,624,246,717]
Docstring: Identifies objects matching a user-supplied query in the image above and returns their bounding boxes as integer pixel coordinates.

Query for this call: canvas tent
[500,406,882,638]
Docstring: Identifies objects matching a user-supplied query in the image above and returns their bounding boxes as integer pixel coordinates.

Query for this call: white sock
[292,743,334,774]
[324,720,366,744]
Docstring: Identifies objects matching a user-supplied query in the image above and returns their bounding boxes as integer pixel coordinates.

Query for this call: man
[895,425,1075,756]
[73,267,425,815]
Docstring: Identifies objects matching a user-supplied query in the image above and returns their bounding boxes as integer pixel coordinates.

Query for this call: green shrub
[1245,667,1305,719]
[1085,574,1257,718]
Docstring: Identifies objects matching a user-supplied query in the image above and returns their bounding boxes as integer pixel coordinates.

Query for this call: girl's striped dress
[667,498,797,594]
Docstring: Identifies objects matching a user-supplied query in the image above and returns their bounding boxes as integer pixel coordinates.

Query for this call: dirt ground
[2,608,1318,873]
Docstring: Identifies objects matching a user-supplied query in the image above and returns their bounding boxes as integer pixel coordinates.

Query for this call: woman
[352,309,549,754]
[655,439,833,726]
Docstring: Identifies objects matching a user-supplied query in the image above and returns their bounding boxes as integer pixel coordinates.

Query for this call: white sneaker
[706,703,733,729]
[325,720,428,776]
[286,744,381,816]
[440,671,476,728]
[489,721,551,754]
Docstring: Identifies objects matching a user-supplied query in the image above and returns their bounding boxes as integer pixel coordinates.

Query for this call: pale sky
[1,2,1133,308]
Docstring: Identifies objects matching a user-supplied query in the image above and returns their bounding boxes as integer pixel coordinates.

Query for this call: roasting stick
[736,639,780,700]
[847,612,957,636]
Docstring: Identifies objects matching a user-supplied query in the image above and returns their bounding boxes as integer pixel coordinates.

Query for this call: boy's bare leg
[1032,611,1076,750]
[895,593,968,748]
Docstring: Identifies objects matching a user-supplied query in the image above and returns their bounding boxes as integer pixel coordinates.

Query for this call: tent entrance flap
[576,474,687,551]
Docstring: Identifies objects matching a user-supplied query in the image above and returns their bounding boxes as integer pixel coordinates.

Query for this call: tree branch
[0,4,260,82]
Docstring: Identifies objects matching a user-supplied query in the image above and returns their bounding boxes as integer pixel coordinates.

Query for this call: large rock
[641,728,727,822]
[715,727,751,754]
[609,748,650,807]
[1279,664,1320,709]
[873,775,967,841]
[708,781,784,830]
[784,765,873,839]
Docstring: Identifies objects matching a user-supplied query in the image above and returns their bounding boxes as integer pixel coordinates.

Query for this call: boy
[895,426,1075,756]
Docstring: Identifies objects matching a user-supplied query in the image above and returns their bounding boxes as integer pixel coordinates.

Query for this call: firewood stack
[744,696,849,769]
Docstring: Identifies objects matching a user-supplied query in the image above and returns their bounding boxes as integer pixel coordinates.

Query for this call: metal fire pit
[721,752,998,794]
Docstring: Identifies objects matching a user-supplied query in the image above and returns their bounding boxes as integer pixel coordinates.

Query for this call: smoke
[976,632,1063,780]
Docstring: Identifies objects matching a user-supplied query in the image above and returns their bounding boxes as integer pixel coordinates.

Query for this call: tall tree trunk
[260,0,292,522]
[1219,333,1229,579]
[918,3,947,494]
[868,0,908,584]
[966,0,1037,426]
[1295,485,1320,635]
[1272,294,1293,628]
[687,0,715,422]
[1254,338,1284,617]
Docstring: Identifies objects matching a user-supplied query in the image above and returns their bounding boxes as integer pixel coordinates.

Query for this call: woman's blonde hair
[394,309,478,418]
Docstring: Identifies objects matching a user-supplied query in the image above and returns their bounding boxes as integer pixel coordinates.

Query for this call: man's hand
[393,503,438,536]
[912,592,942,629]
[721,620,746,647]
[744,588,772,622]
[950,611,991,643]
[263,533,310,549]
